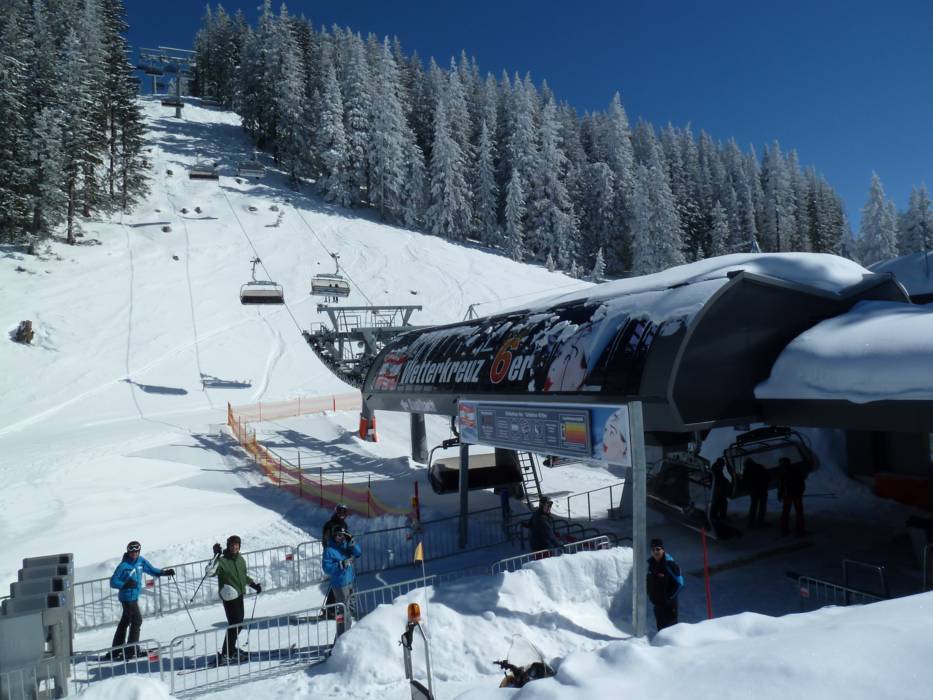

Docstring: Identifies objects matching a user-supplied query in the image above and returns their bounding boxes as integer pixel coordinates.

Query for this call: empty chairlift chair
[427,439,524,495]
[189,159,219,181]
[310,253,351,301]
[236,157,264,179]
[240,257,284,305]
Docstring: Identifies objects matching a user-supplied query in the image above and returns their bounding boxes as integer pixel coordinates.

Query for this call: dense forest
[193,1,857,277]
[0,0,149,246]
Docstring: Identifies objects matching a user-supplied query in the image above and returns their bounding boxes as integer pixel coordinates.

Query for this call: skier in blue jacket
[321,527,362,638]
[646,538,684,631]
[108,541,174,659]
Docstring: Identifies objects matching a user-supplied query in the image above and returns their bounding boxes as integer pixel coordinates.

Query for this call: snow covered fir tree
[0,0,150,246]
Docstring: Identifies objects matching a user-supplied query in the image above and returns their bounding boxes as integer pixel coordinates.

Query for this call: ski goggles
[127,542,142,553]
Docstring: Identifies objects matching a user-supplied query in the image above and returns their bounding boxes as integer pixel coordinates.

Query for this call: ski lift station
[359,254,933,632]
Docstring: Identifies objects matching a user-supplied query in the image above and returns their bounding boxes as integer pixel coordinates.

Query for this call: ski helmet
[334,503,348,514]
[219,585,239,602]
[126,541,141,553]
[538,496,554,509]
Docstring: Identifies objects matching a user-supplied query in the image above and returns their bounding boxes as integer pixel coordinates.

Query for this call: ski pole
[190,553,220,604]
[244,590,260,648]
[172,574,199,633]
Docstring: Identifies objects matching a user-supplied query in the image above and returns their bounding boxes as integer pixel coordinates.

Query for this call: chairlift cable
[220,190,305,336]
[289,205,375,306]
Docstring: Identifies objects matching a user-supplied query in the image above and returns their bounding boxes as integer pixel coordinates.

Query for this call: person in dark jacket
[528,496,562,553]
[744,458,768,528]
[778,457,808,535]
[322,504,349,546]
[321,527,362,638]
[108,541,174,659]
[646,538,684,631]
[208,535,261,664]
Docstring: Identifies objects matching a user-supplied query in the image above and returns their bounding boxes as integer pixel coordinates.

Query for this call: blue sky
[125,0,933,226]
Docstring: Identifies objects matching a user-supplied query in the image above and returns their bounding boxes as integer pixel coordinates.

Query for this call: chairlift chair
[189,158,219,181]
[236,159,264,179]
[240,257,284,305]
[427,438,524,495]
[161,96,184,108]
[310,253,351,300]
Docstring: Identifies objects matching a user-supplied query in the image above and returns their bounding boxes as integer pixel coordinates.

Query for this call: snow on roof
[870,250,933,297]
[526,253,872,326]
[756,300,933,403]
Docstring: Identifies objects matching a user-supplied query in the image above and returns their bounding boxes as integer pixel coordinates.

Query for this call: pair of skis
[175,644,300,675]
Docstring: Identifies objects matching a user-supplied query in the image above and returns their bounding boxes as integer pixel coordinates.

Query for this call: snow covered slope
[0,97,584,583]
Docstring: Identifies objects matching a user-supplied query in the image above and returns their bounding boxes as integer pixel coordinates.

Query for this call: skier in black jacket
[322,504,349,546]
[646,538,684,631]
[528,497,562,552]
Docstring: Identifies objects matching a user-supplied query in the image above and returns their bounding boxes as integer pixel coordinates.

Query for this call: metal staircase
[517,452,543,510]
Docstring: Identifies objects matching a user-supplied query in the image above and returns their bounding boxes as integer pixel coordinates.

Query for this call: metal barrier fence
[167,602,343,697]
[842,559,888,600]
[797,576,886,612]
[490,536,611,575]
[70,507,510,632]
[73,545,297,631]
[553,483,625,522]
[69,638,164,695]
[1,660,69,700]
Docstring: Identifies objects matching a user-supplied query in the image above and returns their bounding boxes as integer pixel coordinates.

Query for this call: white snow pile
[79,676,173,700]
[484,591,933,700]
[531,252,872,326]
[870,250,933,297]
[756,300,933,403]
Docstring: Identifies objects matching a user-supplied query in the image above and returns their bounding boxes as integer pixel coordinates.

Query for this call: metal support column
[630,401,647,638]
[411,413,428,464]
[459,442,470,548]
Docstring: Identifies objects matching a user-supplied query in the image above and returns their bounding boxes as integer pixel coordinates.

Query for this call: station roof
[362,254,908,433]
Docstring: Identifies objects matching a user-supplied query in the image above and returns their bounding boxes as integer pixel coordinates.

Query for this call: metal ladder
[517,452,543,510]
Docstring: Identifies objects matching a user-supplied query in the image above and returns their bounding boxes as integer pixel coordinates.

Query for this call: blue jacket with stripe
[646,553,684,606]
[110,554,163,602]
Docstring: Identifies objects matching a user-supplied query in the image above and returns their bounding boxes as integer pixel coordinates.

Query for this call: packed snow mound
[870,250,933,297]
[531,252,872,325]
[455,591,933,700]
[304,549,632,697]
[756,300,933,403]
[80,676,174,700]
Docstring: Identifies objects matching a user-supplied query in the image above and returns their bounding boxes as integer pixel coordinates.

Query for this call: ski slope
[3,97,931,699]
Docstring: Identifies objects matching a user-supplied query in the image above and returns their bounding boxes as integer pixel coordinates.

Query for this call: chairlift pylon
[310,252,351,301]
[240,256,284,305]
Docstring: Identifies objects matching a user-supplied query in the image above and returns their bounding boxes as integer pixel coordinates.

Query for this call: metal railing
[69,638,164,694]
[1,660,69,700]
[72,545,297,630]
[167,603,343,697]
[490,536,611,575]
[553,482,625,522]
[797,576,886,612]
[842,559,888,601]
[922,543,933,592]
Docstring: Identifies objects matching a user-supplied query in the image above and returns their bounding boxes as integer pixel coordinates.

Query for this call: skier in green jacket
[207,535,261,664]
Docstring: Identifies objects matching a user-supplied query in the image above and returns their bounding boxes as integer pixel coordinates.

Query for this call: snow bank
[531,253,871,325]
[302,548,632,697]
[486,592,933,700]
[756,300,933,403]
[80,676,174,700]
[870,250,933,297]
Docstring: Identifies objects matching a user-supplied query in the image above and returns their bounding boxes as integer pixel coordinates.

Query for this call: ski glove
[249,582,262,593]
[213,543,222,556]
[340,558,352,570]
[161,568,175,577]
[121,579,137,590]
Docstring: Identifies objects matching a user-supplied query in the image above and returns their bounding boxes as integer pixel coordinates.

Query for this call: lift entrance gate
[457,399,649,637]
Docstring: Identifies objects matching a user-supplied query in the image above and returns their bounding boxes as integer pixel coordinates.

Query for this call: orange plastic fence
[227,403,411,519]
[231,394,361,423]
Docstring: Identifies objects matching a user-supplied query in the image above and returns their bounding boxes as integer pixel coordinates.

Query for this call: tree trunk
[66,175,76,245]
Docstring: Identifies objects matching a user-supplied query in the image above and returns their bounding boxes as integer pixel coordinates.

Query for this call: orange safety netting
[231,394,361,423]
[227,403,411,519]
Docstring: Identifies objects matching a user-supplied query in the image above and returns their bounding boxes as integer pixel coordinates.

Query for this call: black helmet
[334,503,348,514]
[332,526,351,539]
[126,541,141,553]
[539,496,554,509]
